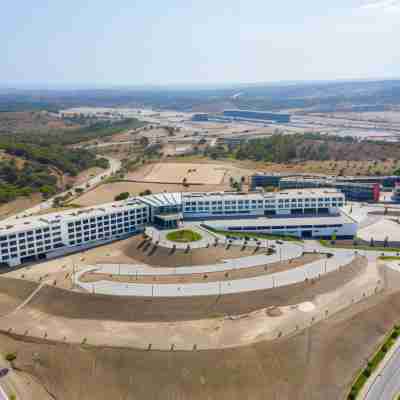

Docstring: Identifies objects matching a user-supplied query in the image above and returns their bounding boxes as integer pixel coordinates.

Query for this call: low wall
[0,257,368,323]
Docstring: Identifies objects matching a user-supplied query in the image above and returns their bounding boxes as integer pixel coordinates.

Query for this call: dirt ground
[0,193,42,221]
[65,166,105,187]
[73,181,230,206]
[81,253,323,284]
[0,261,397,400]
[0,257,366,323]
[133,162,228,185]
[0,235,270,290]
[80,235,263,267]
[226,158,399,177]
[162,155,399,177]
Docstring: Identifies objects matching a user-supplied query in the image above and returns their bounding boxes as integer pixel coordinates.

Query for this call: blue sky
[1,0,399,86]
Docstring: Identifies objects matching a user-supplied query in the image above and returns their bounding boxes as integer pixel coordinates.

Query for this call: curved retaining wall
[75,251,355,297]
[0,257,366,323]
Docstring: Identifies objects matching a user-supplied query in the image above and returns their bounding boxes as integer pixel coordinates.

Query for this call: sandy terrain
[0,257,367,324]
[0,258,391,399]
[134,162,228,185]
[0,194,42,221]
[73,181,230,207]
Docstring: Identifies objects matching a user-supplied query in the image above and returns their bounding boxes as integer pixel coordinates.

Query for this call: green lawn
[379,256,400,261]
[204,226,303,243]
[166,229,202,243]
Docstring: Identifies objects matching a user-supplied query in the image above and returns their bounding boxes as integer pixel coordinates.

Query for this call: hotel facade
[0,189,353,267]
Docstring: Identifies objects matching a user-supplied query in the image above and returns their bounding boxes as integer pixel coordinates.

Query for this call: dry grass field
[73,181,230,207]
[133,162,228,185]
[224,158,400,177]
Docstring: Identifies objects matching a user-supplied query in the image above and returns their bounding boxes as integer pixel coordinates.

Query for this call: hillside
[1,288,400,400]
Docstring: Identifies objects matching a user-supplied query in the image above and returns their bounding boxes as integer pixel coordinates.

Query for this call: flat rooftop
[182,189,344,201]
[205,213,355,228]
[0,198,146,235]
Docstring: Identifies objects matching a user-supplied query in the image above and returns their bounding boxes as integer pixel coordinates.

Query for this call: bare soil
[0,266,399,400]
[81,253,323,284]
[73,180,230,206]
[83,236,261,267]
[0,193,42,221]
[0,257,366,323]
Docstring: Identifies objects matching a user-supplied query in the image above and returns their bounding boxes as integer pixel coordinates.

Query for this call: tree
[114,192,130,201]
[40,185,56,198]
[139,189,152,196]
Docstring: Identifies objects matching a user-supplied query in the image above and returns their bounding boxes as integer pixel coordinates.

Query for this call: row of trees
[234,134,331,163]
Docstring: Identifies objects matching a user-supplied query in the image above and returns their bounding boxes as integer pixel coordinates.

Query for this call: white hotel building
[181,189,345,218]
[0,189,354,267]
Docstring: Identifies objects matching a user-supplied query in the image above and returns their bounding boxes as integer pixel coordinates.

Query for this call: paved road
[0,383,8,400]
[84,140,139,149]
[3,156,121,222]
[364,342,400,400]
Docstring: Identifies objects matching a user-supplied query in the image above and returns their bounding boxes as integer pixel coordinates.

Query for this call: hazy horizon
[2,0,400,87]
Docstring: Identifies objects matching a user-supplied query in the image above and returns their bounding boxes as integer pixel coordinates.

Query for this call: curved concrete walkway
[81,241,305,277]
[75,249,355,297]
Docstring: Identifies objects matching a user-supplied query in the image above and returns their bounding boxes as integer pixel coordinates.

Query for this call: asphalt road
[364,343,400,400]
[0,383,8,400]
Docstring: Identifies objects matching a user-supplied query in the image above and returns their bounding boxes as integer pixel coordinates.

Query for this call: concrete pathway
[75,251,355,297]
[0,384,8,400]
